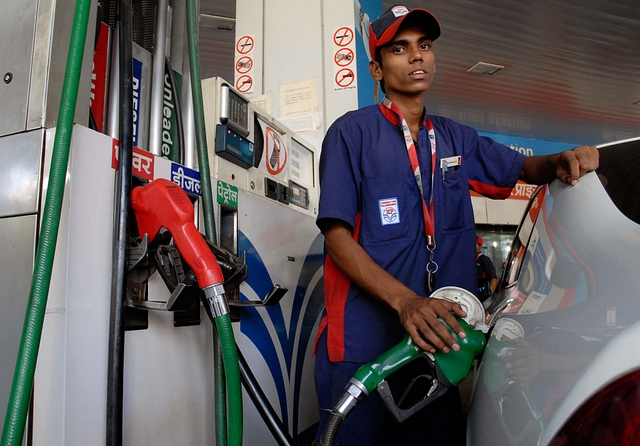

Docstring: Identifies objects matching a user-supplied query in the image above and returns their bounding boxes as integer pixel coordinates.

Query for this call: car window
[500,185,546,289]
[597,139,640,224]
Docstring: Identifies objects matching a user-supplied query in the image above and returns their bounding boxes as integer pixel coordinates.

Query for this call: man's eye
[420,43,432,50]
[392,46,405,54]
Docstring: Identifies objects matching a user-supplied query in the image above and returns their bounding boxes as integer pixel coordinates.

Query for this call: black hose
[164,57,185,165]
[237,349,294,446]
[320,410,344,446]
[106,0,133,443]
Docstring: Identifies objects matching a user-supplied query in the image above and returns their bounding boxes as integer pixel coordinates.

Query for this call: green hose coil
[0,0,92,444]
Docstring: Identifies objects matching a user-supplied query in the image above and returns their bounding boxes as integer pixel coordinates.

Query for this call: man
[314,5,599,445]
[476,236,499,298]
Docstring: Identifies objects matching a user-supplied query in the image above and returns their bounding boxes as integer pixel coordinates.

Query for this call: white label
[379,197,401,226]
[441,156,461,168]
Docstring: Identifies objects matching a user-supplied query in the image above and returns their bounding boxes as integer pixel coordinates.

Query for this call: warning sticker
[331,26,357,91]
[257,119,288,180]
[236,75,253,93]
[235,56,253,74]
[236,35,255,54]
[333,27,354,47]
[234,35,256,95]
[334,48,354,67]
[335,68,355,88]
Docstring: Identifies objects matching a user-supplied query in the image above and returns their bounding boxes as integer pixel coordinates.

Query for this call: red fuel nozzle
[131,178,224,288]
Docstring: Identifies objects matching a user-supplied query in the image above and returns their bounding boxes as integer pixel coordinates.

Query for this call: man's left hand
[556,145,599,186]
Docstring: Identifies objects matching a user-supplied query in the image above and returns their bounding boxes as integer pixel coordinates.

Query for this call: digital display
[215,124,254,169]
[220,84,250,137]
[227,89,248,130]
[289,180,309,209]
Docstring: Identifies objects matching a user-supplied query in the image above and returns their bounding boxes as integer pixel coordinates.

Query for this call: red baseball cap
[477,236,483,245]
[369,5,441,60]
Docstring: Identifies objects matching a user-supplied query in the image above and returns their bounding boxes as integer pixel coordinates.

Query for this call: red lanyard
[381,97,439,289]
[381,97,436,245]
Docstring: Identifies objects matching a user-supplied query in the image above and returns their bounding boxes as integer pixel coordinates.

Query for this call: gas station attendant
[314,5,599,445]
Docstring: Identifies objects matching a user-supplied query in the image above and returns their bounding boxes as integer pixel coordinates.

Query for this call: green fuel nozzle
[341,317,485,418]
[434,317,486,385]
[320,287,488,446]
[351,317,484,395]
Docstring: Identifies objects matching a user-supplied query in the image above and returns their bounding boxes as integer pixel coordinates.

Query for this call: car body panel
[468,138,640,446]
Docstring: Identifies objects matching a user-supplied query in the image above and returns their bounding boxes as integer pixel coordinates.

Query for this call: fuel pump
[320,287,489,446]
[130,177,245,442]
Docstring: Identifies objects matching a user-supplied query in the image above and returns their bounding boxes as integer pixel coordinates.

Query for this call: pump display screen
[220,85,249,137]
[289,180,309,209]
[289,138,314,187]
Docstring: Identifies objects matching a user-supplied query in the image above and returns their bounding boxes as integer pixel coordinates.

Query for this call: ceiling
[198,0,640,145]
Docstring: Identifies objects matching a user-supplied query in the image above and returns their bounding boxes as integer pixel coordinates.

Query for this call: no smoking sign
[332,26,357,90]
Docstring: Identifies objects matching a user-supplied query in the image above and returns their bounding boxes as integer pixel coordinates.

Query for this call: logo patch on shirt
[379,197,400,226]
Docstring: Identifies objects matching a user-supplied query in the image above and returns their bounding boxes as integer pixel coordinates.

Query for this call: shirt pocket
[360,173,422,246]
[437,167,475,233]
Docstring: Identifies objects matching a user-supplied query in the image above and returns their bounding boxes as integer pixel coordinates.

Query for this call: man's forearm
[519,145,599,186]
[324,222,418,311]
[519,154,560,185]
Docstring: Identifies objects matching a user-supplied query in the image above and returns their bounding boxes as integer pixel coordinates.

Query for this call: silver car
[468,137,640,446]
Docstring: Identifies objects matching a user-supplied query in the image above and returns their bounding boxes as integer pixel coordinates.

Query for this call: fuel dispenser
[1,0,324,442]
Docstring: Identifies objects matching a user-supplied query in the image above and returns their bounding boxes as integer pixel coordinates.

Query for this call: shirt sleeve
[481,255,498,279]
[448,121,526,199]
[316,120,362,233]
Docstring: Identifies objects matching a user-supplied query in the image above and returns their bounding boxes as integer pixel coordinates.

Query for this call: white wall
[234,0,359,150]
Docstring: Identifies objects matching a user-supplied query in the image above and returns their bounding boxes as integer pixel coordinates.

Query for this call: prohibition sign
[334,48,354,67]
[265,127,288,175]
[333,27,354,47]
[236,56,253,74]
[236,75,253,93]
[335,68,355,88]
[236,35,254,54]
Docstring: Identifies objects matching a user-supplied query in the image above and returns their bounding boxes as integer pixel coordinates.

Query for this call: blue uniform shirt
[317,104,525,363]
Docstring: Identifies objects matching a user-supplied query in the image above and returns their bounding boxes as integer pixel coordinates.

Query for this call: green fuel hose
[185,0,243,444]
[0,0,92,444]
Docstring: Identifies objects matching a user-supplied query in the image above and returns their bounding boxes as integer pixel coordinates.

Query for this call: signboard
[331,26,357,91]
[217,180,239,208]
[257,119,288,181]
[111,140,154,181]
[234,35,256,95]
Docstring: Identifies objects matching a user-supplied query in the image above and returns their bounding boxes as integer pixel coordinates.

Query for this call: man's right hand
[323,219,468,355]
[395,295,467,353]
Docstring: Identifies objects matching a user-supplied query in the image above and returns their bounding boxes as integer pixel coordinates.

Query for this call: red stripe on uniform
[379,103,400,126]
[314,214,362,362]
[468,179,514,200]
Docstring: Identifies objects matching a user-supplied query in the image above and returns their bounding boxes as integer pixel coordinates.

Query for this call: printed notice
[279,78,318,117]
[250,94,272,115]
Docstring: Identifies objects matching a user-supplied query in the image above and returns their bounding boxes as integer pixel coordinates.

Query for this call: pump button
[265,177,278,200]
[277,183,290,204]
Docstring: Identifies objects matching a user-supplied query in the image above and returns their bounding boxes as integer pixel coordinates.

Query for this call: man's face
[370,26,436,99]
[476,242,483,254]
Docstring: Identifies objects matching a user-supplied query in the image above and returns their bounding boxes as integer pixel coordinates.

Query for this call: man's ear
[369,60,383,82]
